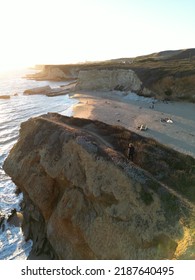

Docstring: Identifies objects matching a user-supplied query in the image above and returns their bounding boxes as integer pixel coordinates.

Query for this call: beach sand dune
[71,91,195,158]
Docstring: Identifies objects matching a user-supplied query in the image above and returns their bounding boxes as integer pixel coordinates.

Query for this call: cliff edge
[3,114,195,259]
[28,48,195,102]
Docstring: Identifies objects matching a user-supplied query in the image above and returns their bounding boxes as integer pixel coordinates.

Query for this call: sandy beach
[70,90,195,158]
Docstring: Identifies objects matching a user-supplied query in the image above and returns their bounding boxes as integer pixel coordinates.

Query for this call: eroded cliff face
[27,65,80,81]
[3,114,195,259]
[27,49,195,101]
[44,67,79,81]
[75,69,144,93]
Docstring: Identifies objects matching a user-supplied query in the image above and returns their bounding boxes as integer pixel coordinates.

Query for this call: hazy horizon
[0,0,194,71]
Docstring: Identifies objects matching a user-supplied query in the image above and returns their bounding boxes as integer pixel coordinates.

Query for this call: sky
[0,0,194,71]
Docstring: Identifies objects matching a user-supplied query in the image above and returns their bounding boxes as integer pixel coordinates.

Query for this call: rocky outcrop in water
[0,95,11,99]
[23,86,52,95]
[3,114,195,259]
[0,212,5,231]
[23,83,76,97]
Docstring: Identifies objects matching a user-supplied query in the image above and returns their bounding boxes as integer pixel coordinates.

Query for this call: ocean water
[0,68,78,259]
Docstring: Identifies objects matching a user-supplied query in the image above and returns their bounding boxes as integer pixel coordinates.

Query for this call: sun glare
[0,63,29,73]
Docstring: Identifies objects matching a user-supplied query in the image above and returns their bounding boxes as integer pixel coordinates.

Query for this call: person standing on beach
[127,143,135,161]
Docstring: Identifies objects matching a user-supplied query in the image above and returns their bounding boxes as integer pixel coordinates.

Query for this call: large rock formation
[27,48,195,102]
[27,65,80,81]
[75,69,143,92]
[23,86,52,95]
[3,114,195,259]
[43,67,78,81]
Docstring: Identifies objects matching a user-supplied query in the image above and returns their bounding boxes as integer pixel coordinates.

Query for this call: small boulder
[7,209,23,227]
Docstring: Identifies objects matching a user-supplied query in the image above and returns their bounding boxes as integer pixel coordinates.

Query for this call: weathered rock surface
[7,209,23,227]
[75,69,144,93]
[45,67,69,80]
[27,65,80,81]
[3,114,195,259]
[23,86,52,95]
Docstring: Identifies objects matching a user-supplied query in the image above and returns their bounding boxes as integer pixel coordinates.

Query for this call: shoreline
[70,90,195,158]
[2,89,194,260]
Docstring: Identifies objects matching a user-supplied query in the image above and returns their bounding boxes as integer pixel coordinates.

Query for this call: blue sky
[0,0,194,70]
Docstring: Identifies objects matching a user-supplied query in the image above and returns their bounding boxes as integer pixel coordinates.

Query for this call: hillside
[28,48,195,102]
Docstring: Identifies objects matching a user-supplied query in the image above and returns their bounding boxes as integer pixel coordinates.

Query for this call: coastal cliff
[3,113,195,259]
[75,69,143,92]
[28,48,195,102]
